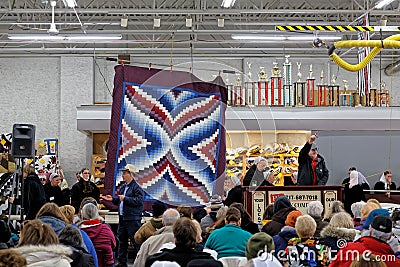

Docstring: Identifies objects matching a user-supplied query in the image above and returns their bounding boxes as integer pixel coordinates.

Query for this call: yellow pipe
[330,34,400,72]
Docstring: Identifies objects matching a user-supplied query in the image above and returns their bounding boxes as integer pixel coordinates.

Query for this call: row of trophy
[227,56,390,107]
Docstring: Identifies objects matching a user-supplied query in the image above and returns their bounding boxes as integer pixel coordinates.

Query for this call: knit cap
[49,173,60,182]
[285,210,302,227]
[246,232,275,260]
[208,195,223,212]
[371,215,392,233]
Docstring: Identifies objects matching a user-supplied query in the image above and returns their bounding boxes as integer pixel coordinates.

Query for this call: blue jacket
[112,180,144,221]
[273,226,298,258]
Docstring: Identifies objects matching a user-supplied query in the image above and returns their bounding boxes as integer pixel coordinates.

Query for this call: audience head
[18,219,59,246]
[361,202,380,220]
[0,220,11,243]
[306,201,324,219]
[351,201,365,219]
[367,199,382,208]
[324,201,344,220]
[349,254,387,267]
[216,206,228,221]
[295,215,316,238]
[245,232,275,260]
[59,224,83,247]
[59,205,76,224]
[173,217,197,248]
[78,197,98,215]
[369,215,392,242]
[225,207,241,224]
[285,210,302,227]
[0,249,27,267]
[80,203,99,220]
[392,209,400,226]
[262,204,274,221]
[329,212,354,229]
[152,201,167,218]
[35,202,68,223]
[364,208,390,230]
[162,209,180,226]
[273,196,291,214]
[208,195,223,213]
[230,202,251,220]
[177,205,193,219]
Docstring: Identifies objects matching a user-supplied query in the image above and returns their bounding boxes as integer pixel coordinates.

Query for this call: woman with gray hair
[306,201,328,238]
[79,203,116,267]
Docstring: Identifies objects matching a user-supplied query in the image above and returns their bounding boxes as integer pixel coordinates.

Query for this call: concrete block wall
[0,56,93,187]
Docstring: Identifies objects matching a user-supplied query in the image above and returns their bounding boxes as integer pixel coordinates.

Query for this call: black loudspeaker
[11,124,36,158]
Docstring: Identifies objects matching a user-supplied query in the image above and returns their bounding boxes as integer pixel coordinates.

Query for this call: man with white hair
[243,156,274,187]
[330,215,400,267]
[133,209,180,267]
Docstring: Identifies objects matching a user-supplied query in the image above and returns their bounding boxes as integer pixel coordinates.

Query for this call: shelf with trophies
[227,56,391,108]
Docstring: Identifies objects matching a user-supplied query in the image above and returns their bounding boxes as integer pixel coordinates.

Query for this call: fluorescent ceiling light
[221,0,237,8]
[375,0,395,8]
[8,34,122,40]
[231,34,341,41]
[62,0,77,8]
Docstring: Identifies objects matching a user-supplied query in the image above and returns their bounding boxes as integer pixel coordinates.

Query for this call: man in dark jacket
[102,164,144,267]
[44,173,65,207]
[9,165,46,220]
[297,132,329,185]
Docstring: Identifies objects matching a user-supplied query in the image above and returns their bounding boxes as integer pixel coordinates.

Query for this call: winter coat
[111,180,144,221]
[134,217,163,245]
[18,173,46,220]
[272,226,298,258]
[283,237,329,267]
[145,246,222,267]
[320,225,359,258]
[15,244,72,267]
[262,206,296,237]
[223,185,243,207]
[374,181,397,193]
[329,236,400,267]
[343,184,367,216]
[241,215,259,234]
[38,215,66,236]
[133,226,175,267]
[80,219,116,267]
[60,239,95,267]
[297,142,329,185]
[70,180,100,213]
[44,182,66,207]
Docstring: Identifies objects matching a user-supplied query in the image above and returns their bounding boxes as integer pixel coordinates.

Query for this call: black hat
[152,201,167,217]
[371,215,392,233]
[310,143,318,150]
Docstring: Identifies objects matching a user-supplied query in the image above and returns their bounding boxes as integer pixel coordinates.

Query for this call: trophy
[271,61,283,105]
[246,62,252,81]
[258,67,267,81]
[339,80,352,106]
[296,62,302,82]
[331,74,337,85]
[317,70,327,106]
[283,55,293,106]
[343,80,348,92]
[306,64,315,106]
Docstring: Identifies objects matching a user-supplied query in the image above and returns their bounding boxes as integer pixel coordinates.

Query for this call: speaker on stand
[11,124,36,222]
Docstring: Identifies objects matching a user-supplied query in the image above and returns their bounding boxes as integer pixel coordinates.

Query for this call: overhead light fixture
[218,18,225,28]
[8,33,122,40]
[375,0,395,9]
[153,18,161,28]
[186,17,193,28]
[231,34,341,41]
[221,0,237,8]
[121,15,128,28]
[62,0,77,8]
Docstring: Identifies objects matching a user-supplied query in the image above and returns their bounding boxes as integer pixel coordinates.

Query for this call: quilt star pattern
[105,65,227,206]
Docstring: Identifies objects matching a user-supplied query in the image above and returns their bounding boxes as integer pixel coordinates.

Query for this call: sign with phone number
[268,191,321,214]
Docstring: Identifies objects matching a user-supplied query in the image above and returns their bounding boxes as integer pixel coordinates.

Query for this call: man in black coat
[297,132,329,185]
[9,165,46,220]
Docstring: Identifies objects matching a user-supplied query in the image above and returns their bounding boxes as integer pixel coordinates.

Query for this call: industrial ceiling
[1,0,399,57]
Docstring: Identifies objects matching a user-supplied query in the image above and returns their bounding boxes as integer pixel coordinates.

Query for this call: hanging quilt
[104,65,227,206]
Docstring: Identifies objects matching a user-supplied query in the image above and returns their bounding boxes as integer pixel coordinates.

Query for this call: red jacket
[80,219,116,267]
[329,236,400,267]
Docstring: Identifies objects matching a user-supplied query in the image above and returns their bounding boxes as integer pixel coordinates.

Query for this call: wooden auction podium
[243,186,343,224]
